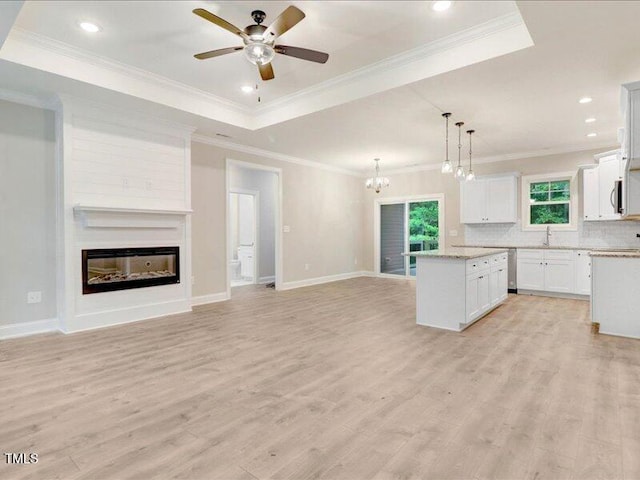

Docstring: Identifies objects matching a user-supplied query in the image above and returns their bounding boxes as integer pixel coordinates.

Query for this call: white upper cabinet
[461,180,486,223]
[582,152,623,221]
[460,174,518,224]
[582,167,599,221]
[598,154,623,220]
[622,81,640,166]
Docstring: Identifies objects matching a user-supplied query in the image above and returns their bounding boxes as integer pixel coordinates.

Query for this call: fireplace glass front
[82,246,180,294]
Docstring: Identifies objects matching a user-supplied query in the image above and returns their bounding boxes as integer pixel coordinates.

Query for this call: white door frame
[373,193,445,279]
[226,158,283,297]
[229,188,259,285]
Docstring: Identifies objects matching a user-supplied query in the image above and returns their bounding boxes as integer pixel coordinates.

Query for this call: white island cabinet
[407,248,509,332]
[591,251,640,339]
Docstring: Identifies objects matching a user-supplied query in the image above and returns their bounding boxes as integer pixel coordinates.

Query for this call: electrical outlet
[145,180,153,190]
[449,230,458,237]
[304,263,310,271]
[123,177,130,189]
[283,225,291,233]
[27,291,42,304]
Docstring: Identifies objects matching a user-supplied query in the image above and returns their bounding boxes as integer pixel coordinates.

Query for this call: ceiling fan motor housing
[244,24,269,42]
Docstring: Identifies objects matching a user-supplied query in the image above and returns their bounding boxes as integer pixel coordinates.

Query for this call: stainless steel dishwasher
[508,248,517,293]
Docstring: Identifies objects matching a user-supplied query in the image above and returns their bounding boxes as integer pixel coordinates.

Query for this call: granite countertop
[456,244,640,252]
[589,250,640,258]
[404,247,508,259]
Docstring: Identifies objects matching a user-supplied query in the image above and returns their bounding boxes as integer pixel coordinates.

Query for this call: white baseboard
[279,271,372,291]
[258,276,275,284]
[0,318,59,340]
[191,292,230,306]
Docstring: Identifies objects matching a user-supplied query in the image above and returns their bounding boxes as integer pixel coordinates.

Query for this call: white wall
[191,139,364,299]
[0,99,57,337]
[229,164,276,282]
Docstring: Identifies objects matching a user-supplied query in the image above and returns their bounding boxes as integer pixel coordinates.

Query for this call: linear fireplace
[82,246,180,294]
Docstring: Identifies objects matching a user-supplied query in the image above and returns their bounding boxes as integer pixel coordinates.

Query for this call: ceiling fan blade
[274,45,329,64]
[263,6,305,40]
[194,46,243,60]
[258,62,275,81]
[193,8,249,41]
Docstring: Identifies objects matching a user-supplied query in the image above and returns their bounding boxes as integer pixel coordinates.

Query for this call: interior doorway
[229,190,257,287]
[374,194,445,278]
[226,159,282,296]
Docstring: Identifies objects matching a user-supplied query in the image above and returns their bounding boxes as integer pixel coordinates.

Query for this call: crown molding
[381,141,619,177]
[0,5,532,131]
[256,12,525,115]
[252,11,533,129]
[192,133,361,177]
[2,27,254,128]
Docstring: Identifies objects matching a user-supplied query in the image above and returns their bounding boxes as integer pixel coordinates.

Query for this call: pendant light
[454,122,466,181]
[365,158,390,193]
[441,112,453,173]
[466,129,475,181]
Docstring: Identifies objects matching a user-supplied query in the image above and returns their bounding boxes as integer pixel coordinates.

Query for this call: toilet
[237,245,254,279]
[230,258,241,281]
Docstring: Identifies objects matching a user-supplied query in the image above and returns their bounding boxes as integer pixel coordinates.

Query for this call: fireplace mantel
[73,205,192,229]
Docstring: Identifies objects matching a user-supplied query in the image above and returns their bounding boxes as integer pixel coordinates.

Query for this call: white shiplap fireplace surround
[56,96,195,333]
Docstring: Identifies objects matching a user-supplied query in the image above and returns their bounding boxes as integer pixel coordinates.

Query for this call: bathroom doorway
[229,190,257,287]
[226,159,282,297]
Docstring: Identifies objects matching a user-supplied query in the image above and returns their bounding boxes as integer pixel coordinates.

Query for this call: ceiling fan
[192,5,329,81]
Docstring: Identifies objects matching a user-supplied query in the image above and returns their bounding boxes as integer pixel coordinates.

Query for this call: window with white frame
[521,172,577,230]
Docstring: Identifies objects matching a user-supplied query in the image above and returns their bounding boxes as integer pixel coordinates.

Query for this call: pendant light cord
[456,122,464,167]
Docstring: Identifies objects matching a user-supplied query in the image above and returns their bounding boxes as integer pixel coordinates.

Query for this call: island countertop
[403,247,508,259]
[589,250,640,258]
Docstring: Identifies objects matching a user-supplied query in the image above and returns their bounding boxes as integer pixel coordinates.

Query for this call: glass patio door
[407,200,440,276]
[378,197,442,278]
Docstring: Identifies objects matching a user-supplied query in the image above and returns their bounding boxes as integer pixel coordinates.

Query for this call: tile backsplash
[465,219,640,249]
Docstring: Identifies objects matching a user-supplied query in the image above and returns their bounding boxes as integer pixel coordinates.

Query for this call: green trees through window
[529,180,570,225]
[409,201,439,250]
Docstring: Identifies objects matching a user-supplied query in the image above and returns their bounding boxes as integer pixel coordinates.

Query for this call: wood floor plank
[0,278,638,480]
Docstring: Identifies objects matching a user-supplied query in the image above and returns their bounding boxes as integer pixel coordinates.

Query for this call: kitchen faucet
[543,225,552,246]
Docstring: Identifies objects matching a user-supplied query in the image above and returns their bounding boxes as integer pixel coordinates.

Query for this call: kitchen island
[406,247,509,332]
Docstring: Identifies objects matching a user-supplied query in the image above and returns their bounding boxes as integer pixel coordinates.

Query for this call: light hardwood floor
[1,277,639,480]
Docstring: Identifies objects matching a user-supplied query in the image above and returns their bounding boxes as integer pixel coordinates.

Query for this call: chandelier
[365,158,390,193]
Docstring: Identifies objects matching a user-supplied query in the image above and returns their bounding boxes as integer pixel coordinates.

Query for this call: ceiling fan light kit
[193,6,329,81]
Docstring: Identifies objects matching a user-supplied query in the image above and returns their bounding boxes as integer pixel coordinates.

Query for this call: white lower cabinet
[544,259,574,293]
[466,253,507,324]
[517,249,587,295]
[574,250,592,295]
[491,265,508,305]
[517,258,545,290]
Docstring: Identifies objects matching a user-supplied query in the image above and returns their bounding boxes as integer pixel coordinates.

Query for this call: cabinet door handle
[610,186,616,209]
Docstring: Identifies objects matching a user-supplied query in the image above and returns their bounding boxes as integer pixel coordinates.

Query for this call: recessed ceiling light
[432,1,452,12]
[240,85,254,94]
[585,117,596,123]
[79,21,101,33]
[579,96,592,104]
[586,132,597,137]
